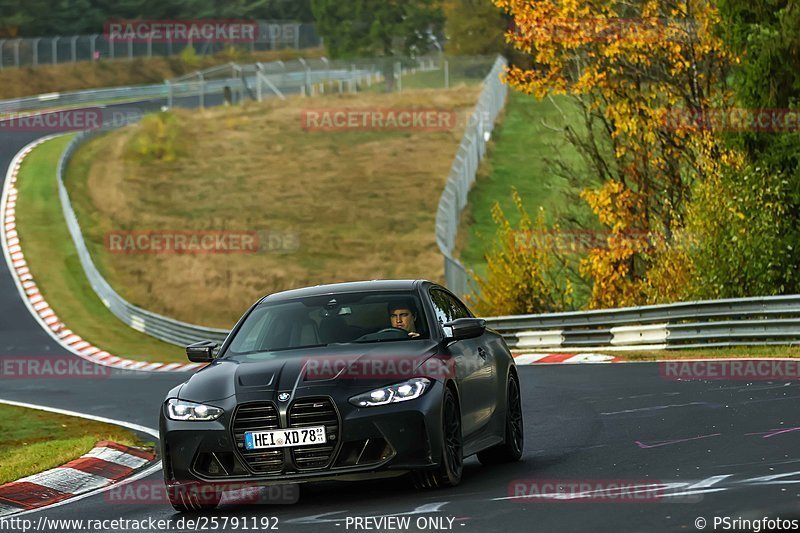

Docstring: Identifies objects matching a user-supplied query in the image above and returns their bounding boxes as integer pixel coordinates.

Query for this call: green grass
[616,345,800,361]
[13,136,187,363]
[0,403,146,484]
[458,91,599,305]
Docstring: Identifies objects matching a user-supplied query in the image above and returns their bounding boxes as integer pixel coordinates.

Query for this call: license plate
[245,426,327,450]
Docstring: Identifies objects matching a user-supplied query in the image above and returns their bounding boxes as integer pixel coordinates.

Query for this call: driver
[388,301,421,338]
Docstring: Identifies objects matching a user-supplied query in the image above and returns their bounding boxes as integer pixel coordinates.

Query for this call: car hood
[178,340,445,403]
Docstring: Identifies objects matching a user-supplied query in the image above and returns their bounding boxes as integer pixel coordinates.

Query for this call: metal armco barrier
[56,126,230,347]
[486,295,800,351]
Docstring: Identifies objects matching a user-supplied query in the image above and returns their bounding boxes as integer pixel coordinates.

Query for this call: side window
[429,289,471,330]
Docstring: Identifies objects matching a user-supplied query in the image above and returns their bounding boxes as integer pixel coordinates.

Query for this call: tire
[413,387,463,489]
[168,484,222,512]
[477,375,524,466]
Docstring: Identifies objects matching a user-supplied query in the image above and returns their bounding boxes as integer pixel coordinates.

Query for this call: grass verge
[67,87,481,328]
[458,91,598,305]
[13,136,186,363]
[0,403,147,485]
[615,345,800,361]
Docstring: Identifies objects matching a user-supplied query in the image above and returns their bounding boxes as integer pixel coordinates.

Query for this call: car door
[429,288,487,438]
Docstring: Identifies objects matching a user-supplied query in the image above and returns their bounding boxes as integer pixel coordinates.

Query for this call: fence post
[127,36,133,60]
[147,35,153,58]
[70,36,78,63]
[395,61,402,93]
[445,59,450,89]
[109,36,114,59]
[13,39,21,68]
[52,36,60,64]
[89,34,97,61]
[166,80,173,109]
[32,38,40,67]
[0,40,5,69]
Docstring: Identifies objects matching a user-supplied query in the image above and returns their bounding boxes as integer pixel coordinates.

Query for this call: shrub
[467,189,572,316]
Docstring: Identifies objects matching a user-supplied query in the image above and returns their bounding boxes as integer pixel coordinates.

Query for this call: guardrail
[485,295,800,351]
[434,55,508,298]
[56,126,231,347]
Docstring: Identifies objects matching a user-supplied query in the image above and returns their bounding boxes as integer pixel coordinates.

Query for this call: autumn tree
[494,0,738,308]
[468,189,572,316]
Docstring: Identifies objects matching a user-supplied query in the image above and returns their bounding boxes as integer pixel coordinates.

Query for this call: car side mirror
[186,340,220,363]
[443,318,486,341]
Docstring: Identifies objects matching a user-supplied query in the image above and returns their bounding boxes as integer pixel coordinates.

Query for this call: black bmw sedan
[160,280,523,511]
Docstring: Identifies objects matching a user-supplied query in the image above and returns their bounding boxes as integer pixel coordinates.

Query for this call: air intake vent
[232,402,283,474]
[288,398,339,469]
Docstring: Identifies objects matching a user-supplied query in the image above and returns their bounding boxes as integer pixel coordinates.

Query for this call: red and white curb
[513,353,620,364]
[0,441,155,516]
[0,136,203,373]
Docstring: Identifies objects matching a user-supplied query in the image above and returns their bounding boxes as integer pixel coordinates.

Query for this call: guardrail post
[0,40,5,70]
[444,59,449,89]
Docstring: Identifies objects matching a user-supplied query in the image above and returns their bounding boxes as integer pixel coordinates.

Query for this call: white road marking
[18,468,110,494]
[83,447,149,469]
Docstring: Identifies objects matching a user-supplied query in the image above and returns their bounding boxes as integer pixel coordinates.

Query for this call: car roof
[259,280,432,303]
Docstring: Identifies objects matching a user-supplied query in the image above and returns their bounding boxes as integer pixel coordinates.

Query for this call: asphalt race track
[2,104,800,533]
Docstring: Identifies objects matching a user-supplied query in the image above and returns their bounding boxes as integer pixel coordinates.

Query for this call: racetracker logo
[508,479,670,503]
[104,20,259,43]
[660,360,800,381]
[302,356,457,381]
[661,108,800,132]
[0,356,111,379]
[301,108,457,132]
[105,480,298,505]
[0,107,143,132]
[104,230,299,255]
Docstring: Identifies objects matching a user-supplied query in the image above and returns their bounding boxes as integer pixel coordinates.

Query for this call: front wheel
[413,388,463,489]
[477,375,524,465]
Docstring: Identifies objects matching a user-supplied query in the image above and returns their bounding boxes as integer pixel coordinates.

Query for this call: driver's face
[390,308,416,332]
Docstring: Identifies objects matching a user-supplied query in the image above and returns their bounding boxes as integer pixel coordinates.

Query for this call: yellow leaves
[469,190,572,316]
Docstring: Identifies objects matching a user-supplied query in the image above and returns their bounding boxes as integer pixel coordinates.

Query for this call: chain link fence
[0,22,320,69]
[435,56,508,298]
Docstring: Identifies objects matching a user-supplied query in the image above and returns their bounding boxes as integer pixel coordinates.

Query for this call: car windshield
[223,291,429,356]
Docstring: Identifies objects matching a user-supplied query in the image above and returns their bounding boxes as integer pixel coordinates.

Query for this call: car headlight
[349,378,431,407]
[166,399,223,421]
